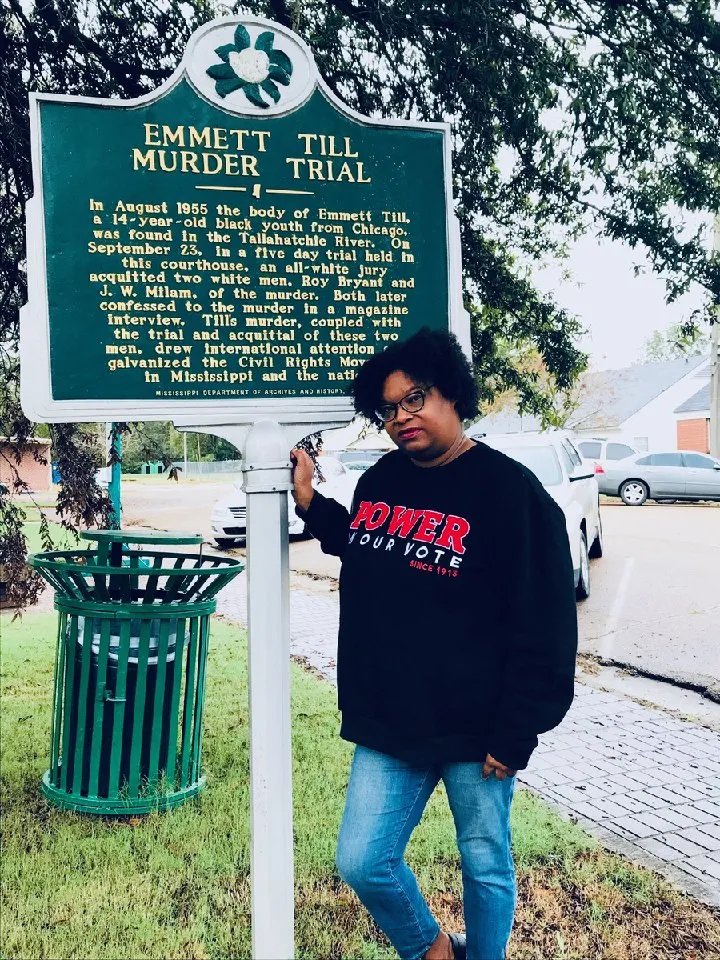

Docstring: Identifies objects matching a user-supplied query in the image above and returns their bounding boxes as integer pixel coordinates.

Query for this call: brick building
[675,384,711,454]
[0,438,52,492]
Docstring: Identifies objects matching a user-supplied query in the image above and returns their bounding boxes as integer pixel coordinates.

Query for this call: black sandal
[447,932,467,960]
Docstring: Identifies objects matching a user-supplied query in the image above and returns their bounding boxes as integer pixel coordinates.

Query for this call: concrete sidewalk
[217,572,720,907]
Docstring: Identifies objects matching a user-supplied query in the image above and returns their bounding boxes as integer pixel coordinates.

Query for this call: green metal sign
[22,17,467,425]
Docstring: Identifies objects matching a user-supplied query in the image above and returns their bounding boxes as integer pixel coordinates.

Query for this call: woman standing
[292,328,577,960]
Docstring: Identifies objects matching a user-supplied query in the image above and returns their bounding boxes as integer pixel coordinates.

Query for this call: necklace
[411,432,474,468]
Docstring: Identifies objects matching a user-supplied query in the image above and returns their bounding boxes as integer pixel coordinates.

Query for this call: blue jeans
[336,746,516,960]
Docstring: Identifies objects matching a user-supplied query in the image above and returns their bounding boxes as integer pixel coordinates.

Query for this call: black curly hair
[351,327,479,428]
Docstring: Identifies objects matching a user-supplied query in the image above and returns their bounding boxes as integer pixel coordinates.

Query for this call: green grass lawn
[21,520,77,555]
[5,493,59,511]
[1,614,719,959]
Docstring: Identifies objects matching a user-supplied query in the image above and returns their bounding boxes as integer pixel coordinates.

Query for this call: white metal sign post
[244,421,294,958]
[21,14,468,958]
[174,415,349,960]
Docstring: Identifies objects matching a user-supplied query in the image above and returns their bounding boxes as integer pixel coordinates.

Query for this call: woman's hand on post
[290,448,315,512]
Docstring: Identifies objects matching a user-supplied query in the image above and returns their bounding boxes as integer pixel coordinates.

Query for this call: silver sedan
[599,450,720,505]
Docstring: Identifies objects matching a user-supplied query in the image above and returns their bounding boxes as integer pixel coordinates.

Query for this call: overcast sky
[529,228,711,374]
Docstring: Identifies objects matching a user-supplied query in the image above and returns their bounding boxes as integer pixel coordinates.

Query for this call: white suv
[575,439,640,496]
[471,430,602,601]
[210,455,360,548]
[576,438,639,466]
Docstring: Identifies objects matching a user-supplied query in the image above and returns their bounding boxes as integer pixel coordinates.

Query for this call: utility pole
[710,216,720,458]
[105,422,122,528]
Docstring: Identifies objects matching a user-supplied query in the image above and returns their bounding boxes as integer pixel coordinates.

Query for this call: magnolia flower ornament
[229,48,270,84]
[206,25,293,108]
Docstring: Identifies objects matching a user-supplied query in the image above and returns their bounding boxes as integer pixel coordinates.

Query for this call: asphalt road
[578,501,720,697]
[120,481,720,692]
[119,478,236,538]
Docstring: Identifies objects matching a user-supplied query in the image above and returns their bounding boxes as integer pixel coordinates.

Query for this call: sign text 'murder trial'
[133,125,372,184]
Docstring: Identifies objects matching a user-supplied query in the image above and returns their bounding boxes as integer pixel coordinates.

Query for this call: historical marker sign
[22,16,467,425]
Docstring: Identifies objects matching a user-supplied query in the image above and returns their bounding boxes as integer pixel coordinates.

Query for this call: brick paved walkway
[217,573,720,907]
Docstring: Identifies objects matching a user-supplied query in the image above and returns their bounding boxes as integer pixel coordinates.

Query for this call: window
[562,440,583,467]
[683,453,716,469]
[559,445,576,475]
[578,441,602,459]
[501,446,563,486]
[636,456,653,465]
[649,453,684,467]
[607,443,636,460]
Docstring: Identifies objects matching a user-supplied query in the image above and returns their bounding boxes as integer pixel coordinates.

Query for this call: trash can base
[41,770,206,815]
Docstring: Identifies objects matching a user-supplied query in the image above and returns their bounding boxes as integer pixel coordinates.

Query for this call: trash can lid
[81,529,204,546]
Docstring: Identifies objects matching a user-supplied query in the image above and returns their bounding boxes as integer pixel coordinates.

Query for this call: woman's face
[380,370,462,461]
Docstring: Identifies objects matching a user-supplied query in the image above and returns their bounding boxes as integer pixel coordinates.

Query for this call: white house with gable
[473,355,711,452]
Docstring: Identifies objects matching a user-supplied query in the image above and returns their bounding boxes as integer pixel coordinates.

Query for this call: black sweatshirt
[299,442,578,770]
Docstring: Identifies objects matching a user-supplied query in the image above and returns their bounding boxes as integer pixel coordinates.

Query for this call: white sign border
[21,15,469,425]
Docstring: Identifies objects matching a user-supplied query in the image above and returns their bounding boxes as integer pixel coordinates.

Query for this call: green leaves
[255,31,274,52]
[268,66,291,86]
[206,62,235,81]
[269,49,292,73]
[233,24,250,51]
[243,83,266,108]
[206,26,293,108]
[261,78,281,103]
[214,43,235,62]
[215,77,245,98]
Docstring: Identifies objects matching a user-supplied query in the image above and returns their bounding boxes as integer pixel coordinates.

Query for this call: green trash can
[29,530,243,815]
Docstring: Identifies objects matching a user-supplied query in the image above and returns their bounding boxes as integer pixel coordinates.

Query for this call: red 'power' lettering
[413,510,445,543]
[365,502,391,530]
[349,501,375,529]
[435,515,471,555]
[350,502,471,555]
[387,505,425,538]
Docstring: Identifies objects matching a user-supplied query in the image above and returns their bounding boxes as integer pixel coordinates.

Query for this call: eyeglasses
[375,385,434,423]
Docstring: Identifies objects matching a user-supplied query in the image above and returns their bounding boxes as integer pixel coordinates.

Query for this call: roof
[472,354,709,435]
[674,382,711,415]
[320,419,394,452]
[0,436,51,446]
[468,407,543,435]
[347,431,395,451]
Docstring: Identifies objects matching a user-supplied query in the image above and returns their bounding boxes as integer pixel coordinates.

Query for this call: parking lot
[120,480,720,695]
[578,500,720,696]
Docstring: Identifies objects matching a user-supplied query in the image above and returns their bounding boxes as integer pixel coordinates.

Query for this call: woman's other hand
[290,448,315,512]
[482,754,517,781]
